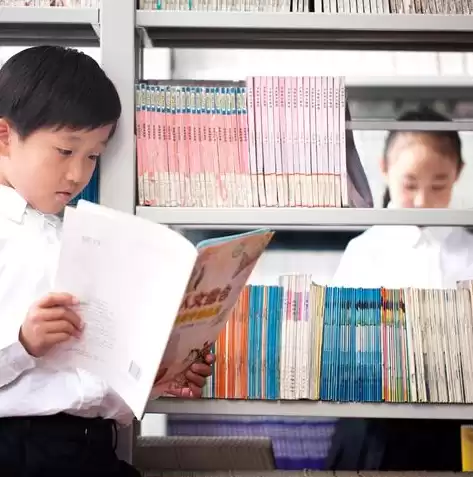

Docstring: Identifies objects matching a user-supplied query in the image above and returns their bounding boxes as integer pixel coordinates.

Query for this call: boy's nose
[65,159,84,184]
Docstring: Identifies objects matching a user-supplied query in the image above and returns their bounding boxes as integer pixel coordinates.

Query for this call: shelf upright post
[99,0,137,465]
[99,0,136,215]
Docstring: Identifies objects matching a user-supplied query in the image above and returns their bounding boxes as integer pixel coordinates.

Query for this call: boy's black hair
[382,106,463,208]
[0,45,121,139]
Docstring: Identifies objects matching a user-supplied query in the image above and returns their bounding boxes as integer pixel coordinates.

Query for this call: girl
[326,107,472,471]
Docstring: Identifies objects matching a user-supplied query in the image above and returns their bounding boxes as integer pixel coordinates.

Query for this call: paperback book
[43,199,273,418]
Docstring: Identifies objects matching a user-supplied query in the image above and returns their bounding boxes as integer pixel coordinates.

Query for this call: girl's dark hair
[382,107,463,208]
[0,45,121,139]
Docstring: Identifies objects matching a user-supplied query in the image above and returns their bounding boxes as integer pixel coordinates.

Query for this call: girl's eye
[57,148,72,156]
[89,154,100,161]
[403,183,417,191]
[432,184,447,192]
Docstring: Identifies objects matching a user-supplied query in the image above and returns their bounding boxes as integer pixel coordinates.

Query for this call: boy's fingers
[36,293,79,309]
[35,308,83,331]
[185,369,206,388]
[44,332,73,347]
[189,362,213,377]
[204,353,215,365]
[44,319,81,338]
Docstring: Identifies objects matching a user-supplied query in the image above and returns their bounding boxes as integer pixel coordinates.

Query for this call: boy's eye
[432,184,447,192]
[57,148,72,156]
[89,154,100,161]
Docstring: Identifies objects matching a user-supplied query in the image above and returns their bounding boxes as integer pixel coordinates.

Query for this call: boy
[0,45,213,477]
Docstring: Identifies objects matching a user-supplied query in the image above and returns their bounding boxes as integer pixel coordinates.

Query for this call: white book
[43,200,273,419]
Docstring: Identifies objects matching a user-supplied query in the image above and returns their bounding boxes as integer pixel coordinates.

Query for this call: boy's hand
[169,354,215,398]
[20,293,83,357]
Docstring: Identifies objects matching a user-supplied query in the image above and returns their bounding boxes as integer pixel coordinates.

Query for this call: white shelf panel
[146,398,473,420]
[136,12,473,51]
[136,207,473,230]
[0,7,99,24]
[0,7,99,46]
[136,12,473,32]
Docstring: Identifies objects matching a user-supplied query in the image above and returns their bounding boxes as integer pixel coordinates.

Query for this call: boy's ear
[0,119,12,158]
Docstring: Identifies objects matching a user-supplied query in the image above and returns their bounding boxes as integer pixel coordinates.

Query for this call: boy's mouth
[55,191,73,204]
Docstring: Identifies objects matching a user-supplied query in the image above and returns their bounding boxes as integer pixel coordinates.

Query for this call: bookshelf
[5,0,473,469]
[146,398,473,420]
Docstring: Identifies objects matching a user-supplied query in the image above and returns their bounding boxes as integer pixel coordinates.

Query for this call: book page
[44,203,198,418]
[151,228,274,396]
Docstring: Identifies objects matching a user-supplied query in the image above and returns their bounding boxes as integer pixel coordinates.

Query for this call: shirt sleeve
[0,325,36,388]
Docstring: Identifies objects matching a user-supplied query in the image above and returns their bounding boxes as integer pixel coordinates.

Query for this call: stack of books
[136,76,350,208]
[204,276,473,404]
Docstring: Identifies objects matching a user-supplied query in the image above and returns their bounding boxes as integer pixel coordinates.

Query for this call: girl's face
[382,134,462,209]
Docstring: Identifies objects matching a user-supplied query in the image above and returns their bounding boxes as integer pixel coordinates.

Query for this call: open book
[44,200,274,419]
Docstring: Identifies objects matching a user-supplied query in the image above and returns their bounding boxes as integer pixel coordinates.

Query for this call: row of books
[3,1,97,6]
[138,0,470,12]
[203,277,473,404]
[136,77,348,209]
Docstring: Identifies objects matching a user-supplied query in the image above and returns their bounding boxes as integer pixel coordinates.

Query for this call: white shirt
[0,185,133,425]
[333,224,473,289]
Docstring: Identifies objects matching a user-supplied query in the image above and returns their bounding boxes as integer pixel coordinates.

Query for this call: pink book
[261,77,272,206]
[320,77,329,207]
[143,83,152,206]
[209,88,224,207]
[333,77,342,207]
[265,76,277,207]
[166,86,179,207]
[245,78,259,207]
[302,77,313,207]
[273,77,284,207]
[184,87,199,207]
[175,87,188,207]
[135,83,145,206]
[156,85,170,207]
[297,77,307,207]
[197,88,212,207]
[253,77,266,207]
[190,87,205,207]
[222,87,235,207]
[309,77,320,207]
[315,77,324,207]
[215,88,229,207]
[339,77,348,207]
[291,77,302,206]
[327,77,336,207]
[236,86,252,208]
[284,78,295,207]
[149,85,158,206]
[278,77,289,207]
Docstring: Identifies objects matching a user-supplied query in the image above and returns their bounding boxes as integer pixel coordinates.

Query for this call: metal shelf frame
[146,398,473,420]
[136,11,473,51]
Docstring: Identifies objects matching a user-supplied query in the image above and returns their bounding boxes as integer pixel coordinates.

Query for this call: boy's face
[0,121,113,214]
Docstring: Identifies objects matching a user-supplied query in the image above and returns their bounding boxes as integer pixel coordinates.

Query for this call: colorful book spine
[203,277,473,404]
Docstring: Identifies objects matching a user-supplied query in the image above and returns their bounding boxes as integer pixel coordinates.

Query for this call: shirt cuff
[6,340,36,374]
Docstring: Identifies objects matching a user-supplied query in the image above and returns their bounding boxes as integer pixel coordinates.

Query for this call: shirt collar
[0,184,61,227]
[0,184,28,224]
[384,201,459,248]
